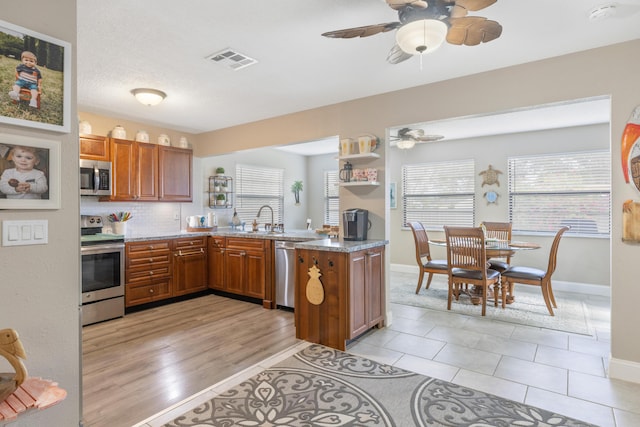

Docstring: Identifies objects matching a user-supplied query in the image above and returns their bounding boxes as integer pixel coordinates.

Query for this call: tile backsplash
[81,197,183,237]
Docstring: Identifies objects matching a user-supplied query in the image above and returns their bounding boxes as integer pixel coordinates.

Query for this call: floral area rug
[164,344,595,427]
[390,272,592,335]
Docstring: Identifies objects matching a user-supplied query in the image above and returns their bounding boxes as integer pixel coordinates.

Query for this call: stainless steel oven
[81,215,125,326]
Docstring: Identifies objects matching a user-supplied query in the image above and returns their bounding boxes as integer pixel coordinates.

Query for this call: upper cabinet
[159,146,193,202]
[80,134,110,161]
[102,138,192,202]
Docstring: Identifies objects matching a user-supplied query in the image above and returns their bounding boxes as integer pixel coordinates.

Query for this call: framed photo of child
[0,19,71,133]
[0,133,60,209]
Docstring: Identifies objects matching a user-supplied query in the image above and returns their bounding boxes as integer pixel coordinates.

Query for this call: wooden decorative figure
[623,200,640,242]
[0,328,67,421]
[0,328,27,402]
[305,265,325,305]
[479,165,502,187]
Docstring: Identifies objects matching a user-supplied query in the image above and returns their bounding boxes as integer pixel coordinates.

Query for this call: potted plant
[216,193,226,205]
[215,167,225,176]
[291,180,303,205]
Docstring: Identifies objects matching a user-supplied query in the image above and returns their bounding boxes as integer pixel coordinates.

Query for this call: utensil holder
[113,222,127,235]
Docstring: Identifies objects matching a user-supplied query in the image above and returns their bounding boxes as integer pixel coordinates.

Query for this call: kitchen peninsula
[122,228,387,351]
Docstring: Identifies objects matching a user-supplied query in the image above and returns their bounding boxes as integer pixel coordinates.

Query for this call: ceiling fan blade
[386,0,429,11]
[446,17,502,46]
[387,44,414,64]
[322,22,401,39]
[454,0,497,12]
[416,135,445,142]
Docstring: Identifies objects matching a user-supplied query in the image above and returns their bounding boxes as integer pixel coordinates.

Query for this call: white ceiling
[77,1,640,135]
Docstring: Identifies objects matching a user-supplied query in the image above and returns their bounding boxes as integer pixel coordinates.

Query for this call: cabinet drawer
[127,254,171,270]
[127,241,171,258]
[125,278,171,307]
[127,265,171,283]
[226,237,266,251]
[173,236,207,250]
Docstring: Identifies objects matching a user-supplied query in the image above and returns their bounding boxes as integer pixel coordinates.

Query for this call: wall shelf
[337,153,380,162]
[209,175,233,209]
[339,181,380,187]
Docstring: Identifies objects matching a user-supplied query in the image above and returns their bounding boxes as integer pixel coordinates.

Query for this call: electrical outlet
[173,212,180,220]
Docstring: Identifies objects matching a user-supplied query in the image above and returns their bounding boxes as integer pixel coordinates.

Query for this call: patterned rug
[390,273,592,335]
[163,344,595,427]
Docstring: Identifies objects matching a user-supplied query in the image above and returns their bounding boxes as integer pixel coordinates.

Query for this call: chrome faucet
[256,205,274,233]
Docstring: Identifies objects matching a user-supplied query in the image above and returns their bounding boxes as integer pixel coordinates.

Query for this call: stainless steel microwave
[80,159,112,196]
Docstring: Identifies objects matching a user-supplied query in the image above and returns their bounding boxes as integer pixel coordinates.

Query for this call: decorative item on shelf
[215,167,225,176]
[366,168,378,182]
[157,134,171,146]
[135,130,149,143]
[216,194,226,205]
[340,138,354,156]
[177,136,189,148]
[358,135,371,153]
[78,120,92,134]
[291,180,303,205]
[111,125,126,139]
[339,161,352,182]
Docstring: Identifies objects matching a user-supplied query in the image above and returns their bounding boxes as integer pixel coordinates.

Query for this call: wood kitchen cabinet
[207,236,274,308]
[159,146,192,202]
[80,134,110,161]
[107,138,158,201]
[104,139,192,202]
[295,245,385,350]
[125,239,172,307]
[172,236,208,296]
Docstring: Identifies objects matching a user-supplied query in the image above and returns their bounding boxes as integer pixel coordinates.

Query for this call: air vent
[205,48,257,71]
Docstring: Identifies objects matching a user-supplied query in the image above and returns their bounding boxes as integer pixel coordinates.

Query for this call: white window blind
[324,170,339,226]
[235,164,284,224]
[402,159,475,229]
[508,150,611,236]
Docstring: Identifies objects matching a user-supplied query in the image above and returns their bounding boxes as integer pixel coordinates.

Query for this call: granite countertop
[123,228,387,252]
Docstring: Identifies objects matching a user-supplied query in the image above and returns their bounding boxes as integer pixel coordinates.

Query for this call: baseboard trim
[390,263,610,297]
[609,357,640,384]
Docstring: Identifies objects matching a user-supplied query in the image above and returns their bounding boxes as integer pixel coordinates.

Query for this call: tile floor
[138,272,640,427]
[346,275,640,427]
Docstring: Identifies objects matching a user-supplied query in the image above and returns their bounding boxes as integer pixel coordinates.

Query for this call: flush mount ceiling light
[131,88,167,106]
[395,19,448,55]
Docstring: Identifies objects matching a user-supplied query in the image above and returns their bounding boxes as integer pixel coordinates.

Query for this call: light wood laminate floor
[82,294,297,427]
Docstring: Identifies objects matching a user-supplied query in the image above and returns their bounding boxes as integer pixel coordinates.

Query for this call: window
[324,170,339,225]
[402,159,475,229]
[235,164,284,225]
[508,150,610,236]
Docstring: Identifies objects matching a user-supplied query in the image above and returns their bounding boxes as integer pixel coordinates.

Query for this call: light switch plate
[2,220,48,246]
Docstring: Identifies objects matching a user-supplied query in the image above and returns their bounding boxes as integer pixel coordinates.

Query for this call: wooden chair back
[544,226,570,280]
[408,221,432,264]
[482,221,512,262]
[444,226,487,274]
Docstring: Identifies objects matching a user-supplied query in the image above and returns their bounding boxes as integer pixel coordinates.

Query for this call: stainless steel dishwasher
[275,240,296,309]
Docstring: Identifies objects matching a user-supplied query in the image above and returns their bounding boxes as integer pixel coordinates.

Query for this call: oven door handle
[81,242,125,254]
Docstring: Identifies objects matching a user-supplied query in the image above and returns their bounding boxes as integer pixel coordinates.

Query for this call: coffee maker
[343,208,369,241]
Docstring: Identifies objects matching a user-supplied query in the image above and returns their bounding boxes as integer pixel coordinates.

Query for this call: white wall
[1,2,81,426]
[389,123,611,286]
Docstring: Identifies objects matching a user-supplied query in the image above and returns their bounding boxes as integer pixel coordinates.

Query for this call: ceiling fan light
[396,139,416,149]
[396,19,447,55]
[131,88,167,106]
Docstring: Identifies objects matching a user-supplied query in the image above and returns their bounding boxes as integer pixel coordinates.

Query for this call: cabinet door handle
[298,256,304,263]
[312,256,318,266]
[328,260,334,267]
[149,288,154,293]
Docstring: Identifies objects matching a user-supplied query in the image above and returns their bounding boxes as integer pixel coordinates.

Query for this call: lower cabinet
[125,239,173,307]
[172,236,208,296]
[207,236,274,308]
[125,236,208,307]
[295,245,385,350]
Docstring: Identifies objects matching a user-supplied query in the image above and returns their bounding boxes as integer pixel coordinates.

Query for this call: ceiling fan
[322,0,502,64]
[390,127,444,149]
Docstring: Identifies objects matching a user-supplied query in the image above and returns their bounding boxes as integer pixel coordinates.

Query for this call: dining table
[428,238,541,305]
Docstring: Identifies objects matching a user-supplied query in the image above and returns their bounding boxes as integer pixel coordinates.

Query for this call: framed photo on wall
[0,19,71,133]
[0,133,60,209]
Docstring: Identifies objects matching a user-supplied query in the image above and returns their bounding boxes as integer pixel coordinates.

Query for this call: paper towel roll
[208,212,215,227]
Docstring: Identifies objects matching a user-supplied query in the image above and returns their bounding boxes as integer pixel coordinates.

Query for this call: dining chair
[408,222,448,293]
[481,221,512,272]
[444,226,501,316]
[500,226,570,315]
